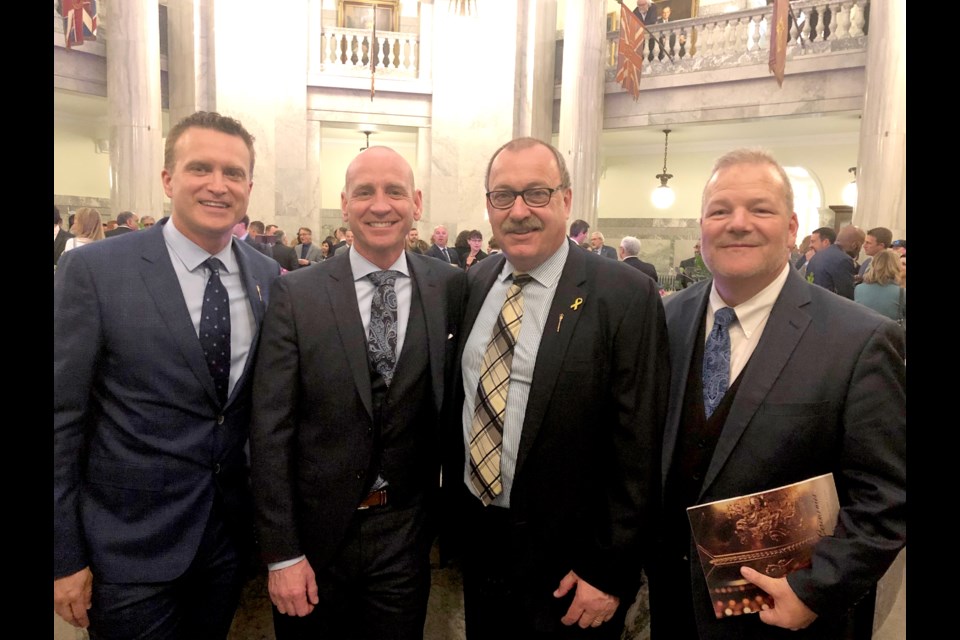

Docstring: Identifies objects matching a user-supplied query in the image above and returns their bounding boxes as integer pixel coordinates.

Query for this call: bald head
[344,146,416,194]
[837,225,865,258]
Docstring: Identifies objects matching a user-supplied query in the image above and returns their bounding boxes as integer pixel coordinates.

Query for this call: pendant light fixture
[841,166,858,208]
[651,128,676,209]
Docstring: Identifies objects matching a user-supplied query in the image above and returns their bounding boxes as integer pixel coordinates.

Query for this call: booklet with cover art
[686,473,840,620]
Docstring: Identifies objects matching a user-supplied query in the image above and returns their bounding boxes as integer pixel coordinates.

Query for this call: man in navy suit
[426,224,460,265]
[250,146,464,639]
[649,149,906,639]
[449,137,669,638]
[54,111,280,639]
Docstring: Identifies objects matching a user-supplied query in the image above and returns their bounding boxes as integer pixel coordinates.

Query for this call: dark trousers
[88,504,245,640]
[460,493,626,640]
[273,497,432,640]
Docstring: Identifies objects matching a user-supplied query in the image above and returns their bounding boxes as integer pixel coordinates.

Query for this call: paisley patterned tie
[702,306,736,418]
[367,270,402,387]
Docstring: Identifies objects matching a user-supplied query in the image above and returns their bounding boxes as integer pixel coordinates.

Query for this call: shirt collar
[349,247,410,281]
[163,218,239,274]
[497,238,570,288]
[709,263,790,339]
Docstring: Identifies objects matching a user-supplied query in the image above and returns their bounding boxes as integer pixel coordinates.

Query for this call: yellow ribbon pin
[570,297,584,310]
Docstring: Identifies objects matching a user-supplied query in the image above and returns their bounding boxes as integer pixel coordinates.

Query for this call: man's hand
[297,258,310,266]
[269,558,320,617]
[554,570,620,629]
[740,566,818,630]
[54,566,93,628]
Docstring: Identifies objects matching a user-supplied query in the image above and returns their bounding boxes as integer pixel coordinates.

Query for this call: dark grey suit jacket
[426,243,459,265]
[54,227,73,267]
[250,251,465,568]
[449,243,670,600]
[657,269,906,638]
[54,219,280,583]
[623,256,659,283]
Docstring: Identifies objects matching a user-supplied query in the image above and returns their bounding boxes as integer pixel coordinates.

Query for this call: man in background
[426,224,459,265]
[105,211,139,237]
[619,235,659,283]
[54,205,74,268]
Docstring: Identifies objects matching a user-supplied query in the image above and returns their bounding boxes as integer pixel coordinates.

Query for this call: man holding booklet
[649,148,906,639]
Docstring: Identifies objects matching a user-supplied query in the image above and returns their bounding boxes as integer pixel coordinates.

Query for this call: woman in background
[854,249,904,323]
[460,229,487,270]
[63,207,105,254]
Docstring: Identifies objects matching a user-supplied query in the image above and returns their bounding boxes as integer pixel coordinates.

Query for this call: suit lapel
[327,256,375,420]
[407,252,445,413]
[458,253,506,367]
[698,271,813,499]
[225,241,271,406]
[661,282,710,491]
[514,246,587,479]
[138,225,221,407]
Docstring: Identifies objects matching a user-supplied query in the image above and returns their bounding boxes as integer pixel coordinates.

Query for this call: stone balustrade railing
[317,27,419,78]
[601,0,869,82]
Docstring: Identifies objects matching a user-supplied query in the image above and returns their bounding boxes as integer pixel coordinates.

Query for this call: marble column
[557,0,606,226]
[427,1,519,234]
[514,0,557,141]
[852,0,906,238]
[213,0,310,224]
[107,0,164,218]
[166,0,216,125]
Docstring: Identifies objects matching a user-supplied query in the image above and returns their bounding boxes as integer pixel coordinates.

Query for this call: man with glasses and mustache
[446,137,670,639]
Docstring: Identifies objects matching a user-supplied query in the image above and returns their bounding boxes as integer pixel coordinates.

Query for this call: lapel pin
[256,284,262,302]
[570,297,583,310]
[556,313,564,333]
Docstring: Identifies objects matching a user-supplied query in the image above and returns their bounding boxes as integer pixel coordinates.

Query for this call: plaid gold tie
[469,272,532,505]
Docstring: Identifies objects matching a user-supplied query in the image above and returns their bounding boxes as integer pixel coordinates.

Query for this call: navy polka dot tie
[200,258,231,406]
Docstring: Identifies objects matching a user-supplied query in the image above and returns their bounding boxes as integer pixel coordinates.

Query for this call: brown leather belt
[357,488,388,510]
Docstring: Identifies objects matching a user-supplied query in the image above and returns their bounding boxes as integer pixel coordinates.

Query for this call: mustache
[500,218,544,234]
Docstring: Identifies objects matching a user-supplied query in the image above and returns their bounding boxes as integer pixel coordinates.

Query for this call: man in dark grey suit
[449,137,668,639]
[426,224,459,265]
[105,210,139,237]
[251,146,464,639]
[54,111,280,638]
[618,235,659,283]
[589,231,619,259]
[54,205,73,267]
[649,149,906,639]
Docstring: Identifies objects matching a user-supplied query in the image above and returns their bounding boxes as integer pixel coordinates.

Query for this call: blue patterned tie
[367,270,402,387]
[702,307,736,419]
[200,258,231,406]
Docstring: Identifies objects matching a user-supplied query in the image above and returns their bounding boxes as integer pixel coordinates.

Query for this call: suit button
[697,440,706,449]
[214,463,221,474]
[692,473,701,481]
[367,427,373,436]
[356,470,365,479]
[217,415,225,425]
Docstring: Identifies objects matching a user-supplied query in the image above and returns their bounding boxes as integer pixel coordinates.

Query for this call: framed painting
[339,1,399,32]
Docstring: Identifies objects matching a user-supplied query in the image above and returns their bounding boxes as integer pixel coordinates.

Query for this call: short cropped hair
[467,229,483,241]
[485,137,571,191]
[569,219,590,238]
[867,227,893,249]
[812,226,837,244]
[704,148,794,214]
[164,111,256,175]
[249,220,265,234]
[620,236,641,257]
[116,211,136,226]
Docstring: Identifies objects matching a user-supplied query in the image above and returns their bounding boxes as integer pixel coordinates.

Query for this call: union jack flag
[615,3,646,101]
[59,0,98,50]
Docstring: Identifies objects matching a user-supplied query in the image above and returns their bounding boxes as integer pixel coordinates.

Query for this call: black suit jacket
[655,269,906,638]
[54,227,73,267]
[105,225,134,238]
[634,5,659,25]
[450,243,670,599]
[271,242,299,272]
[54,219,281,583]
[250,251,465,568]
[623,256,659,283]
[426,243,459,265]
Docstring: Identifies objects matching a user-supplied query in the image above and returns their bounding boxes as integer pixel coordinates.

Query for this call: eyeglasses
[486,185,565,210]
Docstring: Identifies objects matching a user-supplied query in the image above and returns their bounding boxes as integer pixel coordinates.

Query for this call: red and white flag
[59,0,98,50]
[616,2,646,101]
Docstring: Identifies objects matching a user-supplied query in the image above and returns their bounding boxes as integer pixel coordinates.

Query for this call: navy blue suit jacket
[806,243,856,299]
[54,219,280,583]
